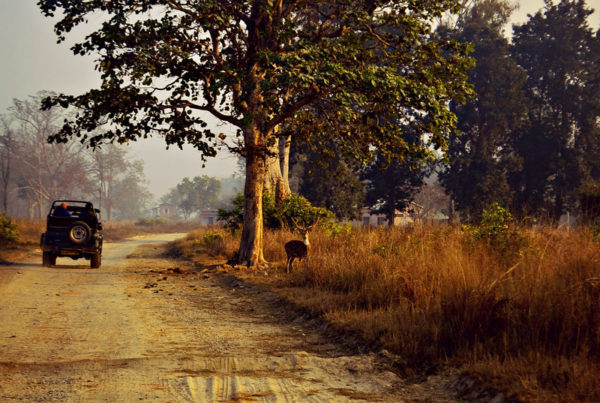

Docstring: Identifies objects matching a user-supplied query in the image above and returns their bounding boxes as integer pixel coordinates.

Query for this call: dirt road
[0,234,456,402]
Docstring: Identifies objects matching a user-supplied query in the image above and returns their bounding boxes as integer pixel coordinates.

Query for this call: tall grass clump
[172,228,238,261]
[271,223,600,400]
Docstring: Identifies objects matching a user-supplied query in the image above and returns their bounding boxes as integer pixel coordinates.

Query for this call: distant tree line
[0,92,152,220]
[160,174,244,220]
[5,1,598,229]
[441,0,600,224]
[283,0,600,226]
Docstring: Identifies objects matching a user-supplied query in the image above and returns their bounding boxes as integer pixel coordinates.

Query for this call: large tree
[112,160,154,219]
[364,154,429,226]
[162,175,221,219]
[90,144,128,221]
[11,93,93,218]
[39,0,473,265]
[440,0,528,221]
[0,117,15,215]
[511,0,599,221]
[296,141,365,220]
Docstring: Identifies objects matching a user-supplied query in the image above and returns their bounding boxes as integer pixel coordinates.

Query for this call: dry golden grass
[169,227,238,262]
[174,225,600,402]
[4,218,201,246]
[101,219,202,241]
[12,218,46,244]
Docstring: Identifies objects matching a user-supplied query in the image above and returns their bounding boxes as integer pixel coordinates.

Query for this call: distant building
[152,203,178,219]
[352,203,423,227]
[199,209,220,226]
[419,210,449,225]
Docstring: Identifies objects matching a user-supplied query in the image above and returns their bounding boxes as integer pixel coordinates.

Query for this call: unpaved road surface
[0,234,456,402]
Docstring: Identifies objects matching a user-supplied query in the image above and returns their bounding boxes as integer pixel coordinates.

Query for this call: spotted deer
[285,216,319,273]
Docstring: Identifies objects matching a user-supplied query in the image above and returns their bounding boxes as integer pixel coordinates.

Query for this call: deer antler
[308,210,321,230]
[290,216,305,232]
[291,211,321,232]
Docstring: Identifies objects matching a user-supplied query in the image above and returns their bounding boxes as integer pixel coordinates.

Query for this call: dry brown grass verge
[170,225,600,402]
[0,218,202,262]
[101,219,202,241]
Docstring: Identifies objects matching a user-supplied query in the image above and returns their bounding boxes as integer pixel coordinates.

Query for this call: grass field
[174,224,600,402]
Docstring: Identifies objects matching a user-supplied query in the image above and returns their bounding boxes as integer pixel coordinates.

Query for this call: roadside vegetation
[0,218,199,262]
[173,211,600,402]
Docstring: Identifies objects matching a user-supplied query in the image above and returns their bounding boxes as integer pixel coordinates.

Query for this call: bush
[218,193,336,234]
[272,193,335,232]
[472,203,512,242]
[0,214,20,246]
[218,194,244,234]
[203,230,225,256]
[463,203,528,262]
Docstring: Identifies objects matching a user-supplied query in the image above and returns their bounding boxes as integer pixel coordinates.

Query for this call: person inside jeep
[54,202,71,217]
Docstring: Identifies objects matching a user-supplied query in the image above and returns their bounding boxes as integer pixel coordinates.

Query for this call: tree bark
[279,134,292,196]
[387,204,395,227]
[264,135,291,205]
[238,129,267,266]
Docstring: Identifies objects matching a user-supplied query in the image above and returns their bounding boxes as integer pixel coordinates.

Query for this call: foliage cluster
[462,203,528,261]
[441,0,600,224]
[161,176,223,220]
[171,228,237,261]
[0,93,152,220]
[0,214,20,246]
[218,193,335,235]
[37,0,474,265]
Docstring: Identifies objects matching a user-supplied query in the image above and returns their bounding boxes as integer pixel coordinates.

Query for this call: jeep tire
[91,252,101,269]
[42,251,53,267]
[69,221,91,245]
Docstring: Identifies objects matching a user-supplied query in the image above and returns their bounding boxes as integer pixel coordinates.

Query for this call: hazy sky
[1,0,599,199]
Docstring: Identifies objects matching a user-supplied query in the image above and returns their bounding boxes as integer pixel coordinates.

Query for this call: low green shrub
[462,203,529,265]
[218,193,335,234]
[0,214,20,246]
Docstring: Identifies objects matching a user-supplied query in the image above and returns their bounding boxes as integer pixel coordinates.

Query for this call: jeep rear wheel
[91,253,101,269]
[69,221,91,245]
[42,251,53,267]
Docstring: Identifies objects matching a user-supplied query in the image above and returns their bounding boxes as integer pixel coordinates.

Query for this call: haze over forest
[0,0,599,221]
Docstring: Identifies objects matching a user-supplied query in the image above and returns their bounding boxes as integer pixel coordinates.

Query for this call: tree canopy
[511,0,599,221]
[162,175,222,219]
[38,0,474,264]
[440,0,527,222]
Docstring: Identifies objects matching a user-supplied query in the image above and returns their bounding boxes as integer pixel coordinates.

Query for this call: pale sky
[0,0,599,198]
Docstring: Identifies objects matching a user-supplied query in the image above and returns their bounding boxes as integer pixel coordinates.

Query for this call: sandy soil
[0,234,458,402]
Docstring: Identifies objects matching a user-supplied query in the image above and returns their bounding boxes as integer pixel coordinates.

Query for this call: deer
[285,215,319,273]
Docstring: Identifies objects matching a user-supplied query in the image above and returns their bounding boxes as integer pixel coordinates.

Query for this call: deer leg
[287,256,295,273]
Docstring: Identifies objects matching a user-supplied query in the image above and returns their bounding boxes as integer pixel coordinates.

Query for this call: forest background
[0,0,599,228]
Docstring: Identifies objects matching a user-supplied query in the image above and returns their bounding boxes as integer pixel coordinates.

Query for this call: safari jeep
[40,200,103,268]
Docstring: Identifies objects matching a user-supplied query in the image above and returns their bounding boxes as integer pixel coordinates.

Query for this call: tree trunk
[448,197,455,225]
[238,131,267,266]
[264,131,291,205]
[0,130,11,215]
[387,205,395,227]
[1,155,9,215]
[279,134,292,196]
